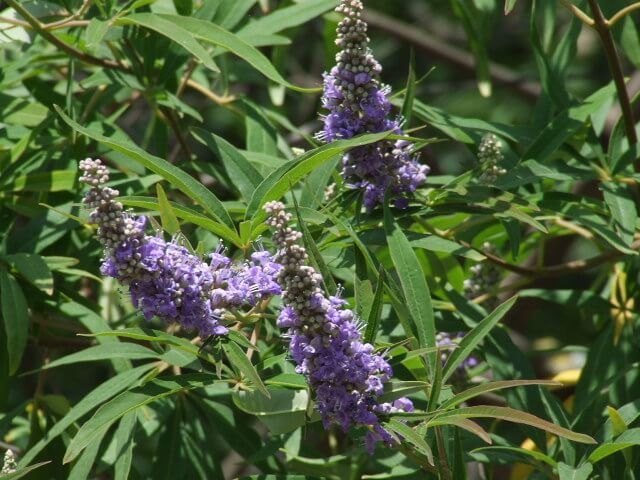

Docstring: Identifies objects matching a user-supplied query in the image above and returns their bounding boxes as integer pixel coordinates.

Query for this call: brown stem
[459,238,640,279]
[587,0,638,154]
[362,9,540,101]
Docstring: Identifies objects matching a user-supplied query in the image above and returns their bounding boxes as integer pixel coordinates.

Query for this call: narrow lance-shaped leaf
[192,128,263,202]
[363,266,385,345]
[246,131,391,222]
[385,419,434,465]
[156,184,181,235]
[222,341,270,398]
[292,193,337,295]
[151,14,318,92]
[64,374,219,463]
[0,269,29,375]
[442,296,517,382]
[114,14,219,72]
[430,405,596,444]
[54,106,236,230]
[383,200,436,377]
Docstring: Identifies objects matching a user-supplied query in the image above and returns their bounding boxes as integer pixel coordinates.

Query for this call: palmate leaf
[63,373,220,463]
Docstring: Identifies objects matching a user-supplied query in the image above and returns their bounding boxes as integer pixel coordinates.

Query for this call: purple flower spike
[79,158,281,337]
[318,0,429,209]
[265,201,413,450]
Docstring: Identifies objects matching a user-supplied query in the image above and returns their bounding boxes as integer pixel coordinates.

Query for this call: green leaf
[24,343,160,374]
[239,0,340,36]
[588,428,640,463]
[471,446,557,467]
[442,296,517,382]
[222,341,269,398]
[64,373,218,463]
[192,128,263,202]
[120,196,242,246]
[115,14,219,72]
[114,412,137,479]
[386,419,434,465]
[154,14,317,92]
[55,106,236,229]
[451,0,492,97]
[18,364,156,467]
[504,0,518,14]
[383,201,436,375]
[379,381,429,403]
[607,405,628,438]
[156,184,181,235]
[0,269,28,375]
[0,170,76,192]
[292,194,337,295]
[602,182,637,246]
[401,50,416,126]
[557,462,593,480]
[411,235,486,261]
[440,380,560,410]
[246,131,391,221]
[4,253,54,295]
[363,266,385,345]
[431,416,492,444]
[173,0,192,15]
[233,388,309,435]
[431,406,596,444]
[0,461,51,480]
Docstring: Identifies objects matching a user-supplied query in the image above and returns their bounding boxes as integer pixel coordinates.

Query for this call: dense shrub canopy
[0,0,639,479]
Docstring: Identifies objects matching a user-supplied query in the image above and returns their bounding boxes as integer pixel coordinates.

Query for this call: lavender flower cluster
[318,0,429,209]
[80,159,281,337]
[264,201,413,450]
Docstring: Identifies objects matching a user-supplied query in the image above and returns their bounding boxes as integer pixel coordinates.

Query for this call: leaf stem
[558,0,595,26]
[609,2,640,27]
[587,0,638,153]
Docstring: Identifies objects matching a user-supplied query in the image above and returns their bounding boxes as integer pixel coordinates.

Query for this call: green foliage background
[1,0,640,478]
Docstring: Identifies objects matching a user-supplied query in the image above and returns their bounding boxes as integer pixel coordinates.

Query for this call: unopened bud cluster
[264,201,413,450]
[1,450,17,475]
[477,134,506,184]
[80,159,280,337]
[318,0,429,209]
[463,242,501,300]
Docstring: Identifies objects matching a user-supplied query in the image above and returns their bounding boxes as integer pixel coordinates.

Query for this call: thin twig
[558,0,595,26]
[362,9,541,101]
[459,238,640,278]
[45,0,92,29]
[609,2,640,27]
[587,0,638,156]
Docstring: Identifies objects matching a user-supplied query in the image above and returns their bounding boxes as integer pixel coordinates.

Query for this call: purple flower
[79,158,282,337]
[317,0,429,209]
[265,201,413,450]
